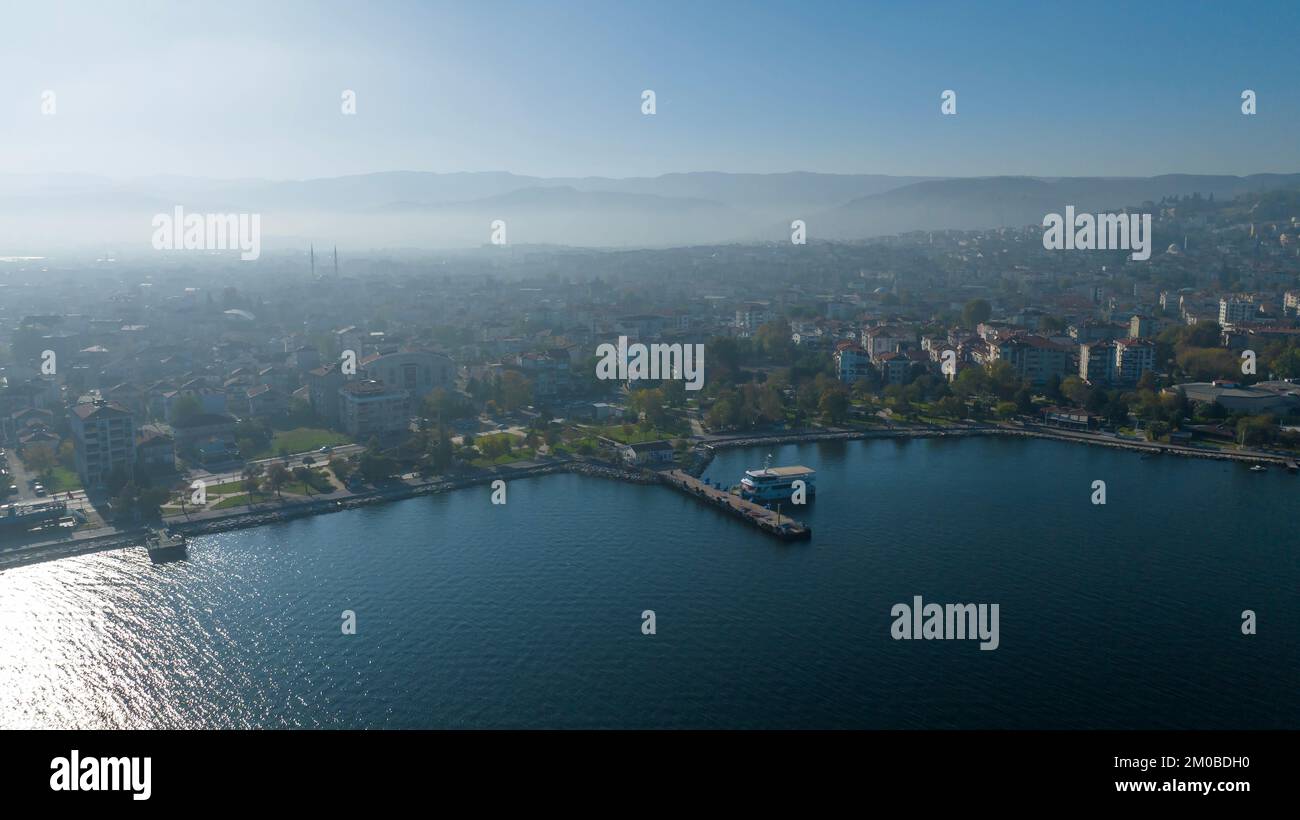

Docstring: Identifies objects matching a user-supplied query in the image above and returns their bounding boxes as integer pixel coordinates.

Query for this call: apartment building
[833,342,871,384]
[338,380,411,439]
[70,400,136,489]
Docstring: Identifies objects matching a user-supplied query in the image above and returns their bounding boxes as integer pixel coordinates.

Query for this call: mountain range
[2,171,1297,253]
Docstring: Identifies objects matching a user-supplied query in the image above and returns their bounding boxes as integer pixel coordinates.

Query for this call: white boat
[740,456,816,502]
[1250,464,1267,472]
[144,528,188,563]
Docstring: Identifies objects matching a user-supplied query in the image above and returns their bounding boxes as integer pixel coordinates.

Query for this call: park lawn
[271,428,350,454]
[470,449,537,468]
[45,466,83,492]
[243,428,350,459]
[595,425,682,445]
[206,479,248,495]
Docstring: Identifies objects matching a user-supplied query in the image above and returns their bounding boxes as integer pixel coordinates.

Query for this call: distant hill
[813,174,1300,238]
[1,170,1298,252]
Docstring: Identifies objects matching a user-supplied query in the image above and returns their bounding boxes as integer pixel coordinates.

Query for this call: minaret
[333,245,338,277]
[310,244,316,278]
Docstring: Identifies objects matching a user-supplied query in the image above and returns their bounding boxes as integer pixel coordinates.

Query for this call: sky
[3,0,1299,181]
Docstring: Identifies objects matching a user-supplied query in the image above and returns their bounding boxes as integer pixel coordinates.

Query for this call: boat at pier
[740,457,816,503]
[144,527,188,563]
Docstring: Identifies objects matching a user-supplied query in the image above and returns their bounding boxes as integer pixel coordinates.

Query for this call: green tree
[266,463,290,499]
[170,394,203,425]
[961,299,992,329]
[818,386,850,424]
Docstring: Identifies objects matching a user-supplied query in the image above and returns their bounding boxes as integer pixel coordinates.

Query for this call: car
[318,445,333,453]
[34,486,47,497]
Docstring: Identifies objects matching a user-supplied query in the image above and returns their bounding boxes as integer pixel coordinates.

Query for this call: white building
[833,343,871,384]
[70,400,136,488]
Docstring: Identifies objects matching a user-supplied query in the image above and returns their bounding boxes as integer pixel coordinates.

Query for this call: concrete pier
[660,469,811,541]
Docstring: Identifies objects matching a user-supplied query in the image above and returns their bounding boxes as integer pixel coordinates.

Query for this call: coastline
[1,424,1289,571]
[0,459,651,571]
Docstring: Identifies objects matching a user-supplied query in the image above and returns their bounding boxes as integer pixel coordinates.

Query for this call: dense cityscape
[3,184,1300,550]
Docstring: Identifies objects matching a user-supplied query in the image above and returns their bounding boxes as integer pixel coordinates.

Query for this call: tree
[291,467,315,496]
[1014,386,1034,414]
[359,451,398,481]
[1044,374,1063,403]
[242,463,264,504]
[961,299,992,329]
[266,463,290,499]
[1060,376,1090,407]
[432,422,454,472]
[500,371,533,411]
[329,456,353,484]
[170,394,203,425]
[953,366,989,398]
[936,396,966,419]
[987,360,1023,401]
[818,386,850,424]
[1236,415,1275,448]
[23,443,56,476]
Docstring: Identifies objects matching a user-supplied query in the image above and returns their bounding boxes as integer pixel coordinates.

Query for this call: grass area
[206,479,247,495]
[470,449,537,468]
[212,494,260,509]
[44,466,83,492]
[272,428,350,453]
[243,428,350,459]
[594,425,683,444]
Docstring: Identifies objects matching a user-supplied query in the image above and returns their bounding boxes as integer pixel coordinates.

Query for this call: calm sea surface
[1,437,1296,729]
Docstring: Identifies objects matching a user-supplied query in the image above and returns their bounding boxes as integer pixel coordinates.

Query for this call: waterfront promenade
[2,420,1292,569]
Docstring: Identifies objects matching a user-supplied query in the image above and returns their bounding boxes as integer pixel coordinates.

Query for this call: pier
[660,469,811,541]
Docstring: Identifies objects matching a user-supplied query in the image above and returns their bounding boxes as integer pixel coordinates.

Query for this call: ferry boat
[740,457,816,503]
[144,527,188,564]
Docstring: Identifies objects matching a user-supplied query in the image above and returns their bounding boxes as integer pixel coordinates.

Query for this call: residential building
[1219,297,1255,327]
[70,400,136,489]
[1114,338,1156,384]
[338,380,411,439]
[833,342,871,384]
[1079,341,1115,384]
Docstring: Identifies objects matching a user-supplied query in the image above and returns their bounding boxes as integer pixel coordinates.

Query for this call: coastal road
[187,444,366,485]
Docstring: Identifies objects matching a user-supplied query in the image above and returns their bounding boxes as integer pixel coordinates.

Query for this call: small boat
[144,527,188,563]
[1250,464,1267,473]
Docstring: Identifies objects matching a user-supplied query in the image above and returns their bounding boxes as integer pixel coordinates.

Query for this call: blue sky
[3,0,1299,179]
